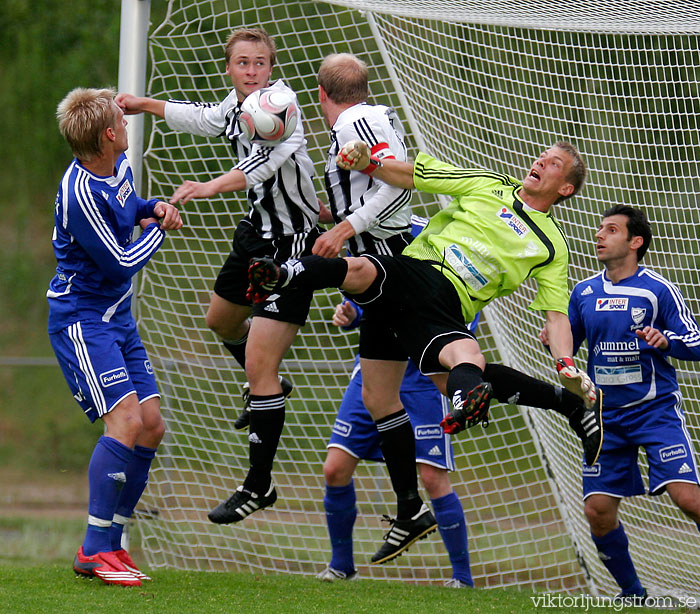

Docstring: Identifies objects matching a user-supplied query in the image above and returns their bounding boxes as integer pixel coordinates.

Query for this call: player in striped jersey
[116,29,324,523]
[248,142,604,562]
[565,205,700,602]
[48,87,182,586]
[312,53,412,259]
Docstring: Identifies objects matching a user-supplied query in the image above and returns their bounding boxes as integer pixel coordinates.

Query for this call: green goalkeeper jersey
[403,152,570,323]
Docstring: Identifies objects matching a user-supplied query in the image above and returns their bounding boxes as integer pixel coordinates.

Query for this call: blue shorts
[328,364,455,470]
[582,393,700,498]
[49,318,159,423]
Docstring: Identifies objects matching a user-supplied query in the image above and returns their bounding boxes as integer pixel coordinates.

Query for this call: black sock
[222,334,248,370]
[376,409,421,519]
[446,363,484,408]
[482,363,581,418]
[243,394,285,494]
[282,255,348,291]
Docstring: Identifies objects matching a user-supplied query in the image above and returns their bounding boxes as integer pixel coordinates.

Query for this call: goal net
[132,0,700,595]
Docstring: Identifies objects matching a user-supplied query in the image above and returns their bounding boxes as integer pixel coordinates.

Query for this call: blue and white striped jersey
[47,153,164,333]
[164,79,319,239]
[570,266,700,409]
[325,102,412,255]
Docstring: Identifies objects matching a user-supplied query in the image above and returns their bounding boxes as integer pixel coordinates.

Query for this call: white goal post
[120,0,700,595]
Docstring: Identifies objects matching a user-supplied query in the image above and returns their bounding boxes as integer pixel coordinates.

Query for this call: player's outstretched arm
[336,140,415,189]
[115,93,166,118]
[545,310,598,408]
[170,169,247,205]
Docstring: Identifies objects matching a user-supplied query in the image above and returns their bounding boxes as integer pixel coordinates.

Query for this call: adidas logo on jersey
[264,302,279,313]
[428,445,441,456]
[679,462,693,474]
[491,189,504,199]
[248,432,262,444]
[581,285,593,296]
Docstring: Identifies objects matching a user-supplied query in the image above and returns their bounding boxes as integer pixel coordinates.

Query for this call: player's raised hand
[556,357,598,409]
[635,326,669,350]
[170,180,217,205]
[336,140,372,172]
[115,93,142,114]
[332,300,358,328]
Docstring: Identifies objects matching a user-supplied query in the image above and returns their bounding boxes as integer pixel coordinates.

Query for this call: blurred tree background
[0,1,165,475]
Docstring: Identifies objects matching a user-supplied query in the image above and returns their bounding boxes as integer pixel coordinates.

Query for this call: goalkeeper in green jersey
[247,141,602,563]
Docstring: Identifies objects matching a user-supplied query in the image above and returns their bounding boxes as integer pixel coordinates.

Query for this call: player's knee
[670,487,700,520]
[207,311,241,340]
[418,464,451,499]
[341,257,376,294]
[142,413,166,447]
[584,498,617,535]
[323,458,353,487]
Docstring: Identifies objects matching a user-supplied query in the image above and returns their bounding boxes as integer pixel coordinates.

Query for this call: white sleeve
[338,110,410,235]
[163,89,238,137]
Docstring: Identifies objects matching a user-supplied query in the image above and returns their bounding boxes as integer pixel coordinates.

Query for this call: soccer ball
[238,88,298,146]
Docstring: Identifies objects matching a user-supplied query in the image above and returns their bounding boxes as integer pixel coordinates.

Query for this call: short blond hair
[56,87,117,161]
[224,28,276,66]
[318,53,368,104]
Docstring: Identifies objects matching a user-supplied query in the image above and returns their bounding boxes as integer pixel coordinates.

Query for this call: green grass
[0,564,676,614]
[0,515,682,614]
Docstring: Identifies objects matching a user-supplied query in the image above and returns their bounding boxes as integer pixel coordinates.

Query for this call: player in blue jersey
[552,205,700,601]
[316,298,477,585]
[48,87,182,587]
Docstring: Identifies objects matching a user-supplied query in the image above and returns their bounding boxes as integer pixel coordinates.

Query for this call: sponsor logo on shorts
[659,444,687,463]
[595,297,628,311]
[582,463,601,476]
[415,425,442,440]
[428,445,441,456]
[498,207,529,237]
[144,360,153,375]
[248,432,261,444]
[332,420,352,437]
[99,368,129,388]
[116,180,133,208]
[264,302,279,313]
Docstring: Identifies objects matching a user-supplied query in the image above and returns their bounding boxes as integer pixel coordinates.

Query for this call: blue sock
[592,523,644,595]
[83,436,134,556]
[324,482,357,574]
[432,491,473,586]
[110,445,157,550]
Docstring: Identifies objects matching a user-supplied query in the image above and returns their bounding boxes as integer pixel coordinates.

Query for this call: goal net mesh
[133,0,700,594]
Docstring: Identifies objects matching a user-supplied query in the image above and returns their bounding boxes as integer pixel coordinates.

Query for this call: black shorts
[352,254,475,373]
[214,221,323,326]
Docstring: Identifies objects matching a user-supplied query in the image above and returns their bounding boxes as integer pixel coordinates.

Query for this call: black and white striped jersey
[164,79,319,239]
[325,102,412,255]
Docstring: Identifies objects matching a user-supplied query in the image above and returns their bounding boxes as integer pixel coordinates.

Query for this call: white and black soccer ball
[238,88,298,146]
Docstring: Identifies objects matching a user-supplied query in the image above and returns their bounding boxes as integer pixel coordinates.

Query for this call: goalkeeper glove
[336,140,383,174]
[556,357,598,409]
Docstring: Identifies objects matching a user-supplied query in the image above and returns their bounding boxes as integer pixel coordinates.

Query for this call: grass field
[0,562,676,614]
[0,479,684,614]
